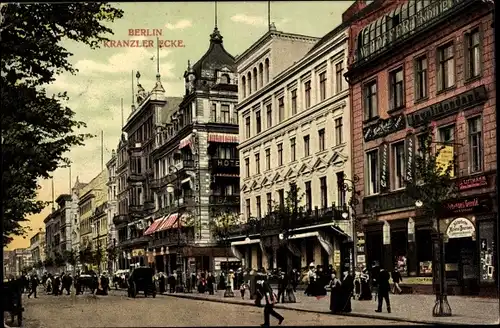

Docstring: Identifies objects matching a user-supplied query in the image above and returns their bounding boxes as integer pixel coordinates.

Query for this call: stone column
[382,221,393,271]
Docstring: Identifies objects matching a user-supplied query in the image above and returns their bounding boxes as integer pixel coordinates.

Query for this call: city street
[8,290,417,327]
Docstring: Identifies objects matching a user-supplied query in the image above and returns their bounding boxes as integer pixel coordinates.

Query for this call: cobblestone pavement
[7,290,417,328]
[154,289,499,325]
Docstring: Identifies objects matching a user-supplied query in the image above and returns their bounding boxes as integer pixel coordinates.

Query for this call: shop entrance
[445,237,478,295]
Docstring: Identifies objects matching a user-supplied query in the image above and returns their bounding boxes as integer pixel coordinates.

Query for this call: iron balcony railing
[113,214,129,226]
[208,115,238,125]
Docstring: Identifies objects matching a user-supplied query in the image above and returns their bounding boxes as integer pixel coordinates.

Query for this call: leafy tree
[1,3,123,246]
[63,249,78,268]
[78,245,93,266]
[93,245,105,272]
[54,251,66,268]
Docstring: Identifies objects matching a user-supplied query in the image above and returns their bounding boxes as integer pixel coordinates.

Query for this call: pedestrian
[359,269,372,300]
[391,266,402,294]
[159,273,166,294]
[291,268,299,292]
[284,270,296,303]
[240,281,249,299]
[28,274,39,298]
[375,268,391,313]
[46,275,52,294]
[371,262,380,301]
[329,270,342,313]
[207,272,215,295]
[276,272,286,303]
[340,271,353,313]
[304,263,315,296]
[257,277,284,327]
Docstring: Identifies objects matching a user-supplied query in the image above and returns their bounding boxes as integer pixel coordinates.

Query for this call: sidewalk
[156,289,498,325]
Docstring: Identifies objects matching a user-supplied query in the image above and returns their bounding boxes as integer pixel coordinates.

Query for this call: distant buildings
[4,248,32,278]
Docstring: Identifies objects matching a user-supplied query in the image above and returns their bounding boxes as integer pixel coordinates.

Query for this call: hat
[229,269,234,273]
[309,262,315,267]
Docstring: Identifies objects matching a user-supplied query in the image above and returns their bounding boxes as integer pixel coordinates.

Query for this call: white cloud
[231,14,289,27]
[165,19,192,30]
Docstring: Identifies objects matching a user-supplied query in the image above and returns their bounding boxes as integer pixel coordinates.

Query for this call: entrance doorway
[445,237,478,295]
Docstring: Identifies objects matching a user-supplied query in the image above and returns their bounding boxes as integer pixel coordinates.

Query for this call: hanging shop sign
[407,85,487,127]
[131,249,144,257]
[457,174,488,191]
[383,221,391,245]
[408,218,415,242]
[179,135,193,149]
[436,145,455,177]
[363,114,406,142]
[379,142,390,192]
[446,217,475,239]
[405,133,415,184]
[440,195,493,217]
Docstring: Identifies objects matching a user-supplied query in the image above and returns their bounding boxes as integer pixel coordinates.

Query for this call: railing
[209,158,240,169]
[113,214,129,226]
[129,204,145,213]
[150,175,173,189]
[208,115,238,125]
[127,172,146,182]
[209,195,240,205]
[150,229,195,248]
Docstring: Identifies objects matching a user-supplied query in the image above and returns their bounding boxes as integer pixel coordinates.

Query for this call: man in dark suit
[375,268,391,313]
[257,278,284,326]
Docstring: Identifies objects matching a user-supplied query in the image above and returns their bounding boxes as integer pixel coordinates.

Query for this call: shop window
[416,229,433,276]
[479,221,496,283]
[391,230,408,276]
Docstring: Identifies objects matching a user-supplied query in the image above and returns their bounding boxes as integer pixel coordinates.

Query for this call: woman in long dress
[359,269,372,300]
[329,270,342,313]
[340,271,354,313]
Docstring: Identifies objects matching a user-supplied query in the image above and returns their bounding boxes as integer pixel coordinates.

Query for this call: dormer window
[220,74,230,84]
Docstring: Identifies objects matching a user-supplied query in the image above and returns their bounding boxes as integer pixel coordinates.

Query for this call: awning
[289,231,319,240]
[285,241,302,257]
[289,231,334,256]
[156,213,181,232]
[231,245,243,260]
[143,217,166,235]
[179,135,192,149]
[208,132,238,144]
[231,239,260,246]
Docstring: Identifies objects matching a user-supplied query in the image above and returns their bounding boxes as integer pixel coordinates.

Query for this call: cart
[127,267,156,298]
[2,279,24,326]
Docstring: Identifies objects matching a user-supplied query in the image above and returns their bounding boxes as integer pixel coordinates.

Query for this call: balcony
[150,176,172,190]
[113,214,129,226]
[208,115,238,125]
[127,172,146,183]
[209,195,240,206]
[209,158,240,170]
[150,228,195,248]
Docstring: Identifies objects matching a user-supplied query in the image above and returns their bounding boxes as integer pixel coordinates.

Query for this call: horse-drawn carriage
[2,279,24,326]
[127,267,156,298]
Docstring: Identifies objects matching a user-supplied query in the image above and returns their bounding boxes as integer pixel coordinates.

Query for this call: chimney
[342,0,368,23]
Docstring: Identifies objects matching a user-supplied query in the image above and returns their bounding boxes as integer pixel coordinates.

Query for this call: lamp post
[167,164,184,293]
[338,174,361,275]
[415,199,451,317]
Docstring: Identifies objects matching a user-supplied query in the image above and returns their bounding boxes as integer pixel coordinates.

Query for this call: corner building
[345,0,496,295]
[235,23,354,274]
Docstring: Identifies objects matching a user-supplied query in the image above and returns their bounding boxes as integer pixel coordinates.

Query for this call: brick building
[345,0,496,295]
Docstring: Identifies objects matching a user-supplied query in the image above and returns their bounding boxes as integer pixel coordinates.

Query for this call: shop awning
[230,245,243,260]
[231,239,260,246]
[208,132,238,144]
[289,231,318,240]
[290,231,334,256]
[179,135,192,149]
[143,217,166,235]
[156,213,181,232]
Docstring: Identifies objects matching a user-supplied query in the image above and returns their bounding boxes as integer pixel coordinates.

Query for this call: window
[389,68,404,110]
[320,177,328,209]
[221,104,230,123]
[264,58,270,83]
[255,110,262,133]
[265,149,271,170]
[335,62,344,93]
[266,104,272,128]
[438,125,455,143]
[437,43,455,91]
[259,63,264,87]
[319,72,327,101]
[245,199,251,219]
[291,90,297,115]
[318,129,325,151]
[336,171,346,207]
[277,143,283,166]
[290,137,296,162]
[253,67,258,91]
[366,149,379,195]
[335,117,343,145]
[255,153,260,174]
[242,77,246,98]
[245,117,251,138]
[278,189,285,210]
[247,72,252,94]
[364,81,378,120]
[244,158,250,177]
[211,103,217,120]
[303,135,310,157]
[304,81,311,108]
[278,97,284,122]
[392,142,405,190]
[221,74,230,84]
[468,116,483,173]
[256,196,262,218]
[266,192,272,214]
[465,28,481,79]
[305,181,312,212]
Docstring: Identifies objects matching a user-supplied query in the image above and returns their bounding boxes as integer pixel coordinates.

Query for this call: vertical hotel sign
[436,145,455,177]
[405,133,415,184]
[380,142,389,192]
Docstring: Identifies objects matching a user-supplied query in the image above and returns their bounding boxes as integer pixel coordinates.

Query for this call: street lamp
[415,199,451,317]
[167,164,185,293]
[338,174,361,275]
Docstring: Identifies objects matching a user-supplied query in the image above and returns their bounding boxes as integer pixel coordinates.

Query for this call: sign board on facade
[458,175,488,191]
[436,145,455,177]
[379,142,389,192]
[441,195,492,217]
[408,218,415,242]
[333,250,341,264]
[405,134,415,184]
[357,255,366,264]
[446,217,475,239]
[383,221,391,245]
[363,114,406,142]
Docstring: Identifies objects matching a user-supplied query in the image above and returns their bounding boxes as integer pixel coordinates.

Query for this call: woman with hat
[304,263,316,296]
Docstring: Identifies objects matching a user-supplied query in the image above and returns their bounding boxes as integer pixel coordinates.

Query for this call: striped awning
[179,135,192,149]
[208,133,238,144]
[156,213,181,232]
[144,217,165,235]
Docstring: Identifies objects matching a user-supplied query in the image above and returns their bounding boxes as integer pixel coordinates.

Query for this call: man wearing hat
[257,275,284,326]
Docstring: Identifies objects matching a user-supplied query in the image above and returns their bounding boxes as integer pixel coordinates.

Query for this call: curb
[159,292,459,326]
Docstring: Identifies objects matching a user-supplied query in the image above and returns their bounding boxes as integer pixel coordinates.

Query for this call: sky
[6,1,354,250]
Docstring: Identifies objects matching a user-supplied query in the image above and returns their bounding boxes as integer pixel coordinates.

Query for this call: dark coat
[378,270,391,293]
[391,270,402,283]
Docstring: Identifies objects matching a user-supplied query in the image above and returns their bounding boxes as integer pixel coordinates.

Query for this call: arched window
[264,58,270,83]
[221,74,230,84]
[259,63,264,87]
[247,72,252,95]
[253,67,258,91]
[241,76,246,98]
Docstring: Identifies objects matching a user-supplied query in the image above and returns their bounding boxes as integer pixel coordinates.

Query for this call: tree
[78,245,93,267]
[63,249,78,268]
[93,245,105,273]
[54,251,66,268]
[1,3,123,246]
[43,256,54,269]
